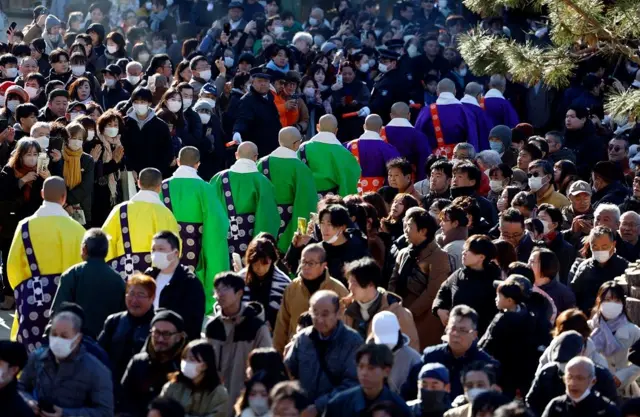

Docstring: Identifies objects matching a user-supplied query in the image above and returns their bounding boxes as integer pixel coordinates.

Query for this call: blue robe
[461,98,494,151]
[345,132,401,192]
[383,119,432,180]
[484,89,520,128]
[415,94,479,151]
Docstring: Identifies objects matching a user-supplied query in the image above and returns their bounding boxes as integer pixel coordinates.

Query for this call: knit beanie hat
[5,85,29,103]
[593,160,624,183]
[489,125,512,148]
[0,81,15,95]
[151,309,185,333]
[45,15,62,33]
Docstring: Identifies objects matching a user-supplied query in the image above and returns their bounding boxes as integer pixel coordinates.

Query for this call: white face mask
[68,139,83,151]
[249,396,270,416]
[466,388,488,402]
[87,130,95,140]
[459,67,468,77]
[378,63,388,73]
[407,44,419,58]
[6,100,19,113]
[309,17,318,26]
[104,127,119,137]
[71,65,85,76]
[198,69,211,82]
[438,0,448,8]
[567,387,591,403]
[36,136,49,149]
[25,86,39,99]
[138,53,150,63]
[325,230,341,244]
[5,67,17,78]
[304,87,315,97]
[273,25,284,36]
[489,180,504,193]
[224,57,234,68]
[359,63,370,72]
[105,78,116,88]
[145,1,153,10]
[182,98,193,109]
[200,98,216,109]
[528,176,545,192]
[107,45,118,54]
[127,75,141,85]
[69,112,81,121]
[151,251,172,269]
[199,113,211,124]
[592,249,612,264]
[0,367,10,384]
[167,99,182,113]
[49,334,79,359]
[0,95,5,106]
[134,103,149,116]
[180,360,201,379]
[540,219,551,235]
[23,155,37,167]
[600,301,623,320]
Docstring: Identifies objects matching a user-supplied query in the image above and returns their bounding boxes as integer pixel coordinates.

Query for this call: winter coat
[46,67,72,85]
[570,255,629,314]
[620,196,640,214]
[432,264,502,335]
[385,334,422,394]
[0,165,44,240]
[331,81,370,142]
[240,266,291,330]
[588,317,640,398]
[284,320,363,413]
[177,107,205,150]
[325,385,412,417]
[549,147,577,164]
[564,121,606,180]
[538,279,576,313]
[541,392,619,417]
[121,108,174,177]
[0,381,36,417]
[537,337,608,375]
[232,87,282,156]
[273,270,349,354]
[545,232,577,284]
[160,379,228,417]
[527,362,618,416]
[205,302,272,416]
[49,152,95,223]
[343,288,420,352]
[18,345,114,417]
[390,239,451,349]
[101,83,130,110]
[592,181,630,209]
[145,264,206,341]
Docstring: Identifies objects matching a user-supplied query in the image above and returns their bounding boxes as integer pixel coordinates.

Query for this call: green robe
[257,150,318,253]
[210,165,280,244]
[298,138,361,196]
[160,176,230,314]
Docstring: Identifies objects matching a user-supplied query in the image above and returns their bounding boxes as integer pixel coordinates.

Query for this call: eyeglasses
[447,326,475,335]
[151,329,181,339]
[301,260,322,267]
[126,291,150,299]
[501,231,524,240]
[609,145,623,152]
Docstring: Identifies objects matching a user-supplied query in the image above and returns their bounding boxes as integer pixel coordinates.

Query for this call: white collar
[270,146,299,159]
[436,92,461,106]
[484,88,505,99]
[33,201,70,218]
[309,131,342,145]
[172,165,202,180]
[130,190,164,206]
[358,130,383,140]
[230,158,258,173]
[460,94,480,107]
[386,117,413,128]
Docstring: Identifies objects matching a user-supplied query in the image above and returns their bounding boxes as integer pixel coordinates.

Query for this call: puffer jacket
[390,239,451,349]
[592,181,630,209]
[205,302,272,416]
[537,336,608,374]
[570,254,629,314]
[342,288,420,352]
[160,379,228,417]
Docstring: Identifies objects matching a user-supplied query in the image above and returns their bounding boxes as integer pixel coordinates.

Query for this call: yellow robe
[102,199,181,270]
[8,215,85,345]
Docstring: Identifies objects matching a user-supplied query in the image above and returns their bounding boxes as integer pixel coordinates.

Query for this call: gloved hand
[358,106,371,117]
[232,132,243,144]
[409,100,415,105]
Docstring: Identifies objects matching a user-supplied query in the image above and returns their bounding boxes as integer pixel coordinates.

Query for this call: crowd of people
[1,0,640,417]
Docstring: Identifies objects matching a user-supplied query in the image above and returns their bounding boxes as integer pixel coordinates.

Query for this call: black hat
[384,39,404,49]
[102,64,122,77]
[593,160,624,183]
[86,23,105,40]
[67,101,87,113]
[0,341,28,370]
[378,49,400,61]
[285,70,301,84]
[151,309,185,332]
[250,67,271,80]
[228,0,244,9]
[343,36,362,51]
[550,330,585,363]
[33,6,48,20]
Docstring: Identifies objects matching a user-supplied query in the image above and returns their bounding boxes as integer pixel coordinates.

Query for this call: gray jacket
[18,344,114,417]
[284,321,363,413]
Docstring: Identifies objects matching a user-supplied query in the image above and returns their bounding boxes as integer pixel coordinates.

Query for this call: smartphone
[297,217,307,234]
[289,93,302,100]
[48,135,64,153]
[232,252,242,271]
[6,22,16,35]
[337,74,343,84]
[39,399,55,414]
[223,22,231,36]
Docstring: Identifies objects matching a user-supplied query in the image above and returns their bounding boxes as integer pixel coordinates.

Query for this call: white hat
[372,311,400,346]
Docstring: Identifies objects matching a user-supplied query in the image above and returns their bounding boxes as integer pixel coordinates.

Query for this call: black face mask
[450,185,474,199]
[420,390,450,415]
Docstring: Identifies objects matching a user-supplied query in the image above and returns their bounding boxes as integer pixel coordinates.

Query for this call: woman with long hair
[589,281,640,398]
[161,339,228,416]
[380,193,420,241]
[173,60,192,86]
[553,160,579,195]
[235,372,278,417]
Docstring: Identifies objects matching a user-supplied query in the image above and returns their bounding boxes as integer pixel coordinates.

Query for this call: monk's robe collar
[309,131,342,145]
[131,190,164,206]
[460,94,480,107]
[230,158,258,173]
[386,118,413,128]
[172,165,202,180]
[358,130,384,141]
[33,201,69,218]
[484,88,505,99]
[436,92,460,106]
[271,146,298,159]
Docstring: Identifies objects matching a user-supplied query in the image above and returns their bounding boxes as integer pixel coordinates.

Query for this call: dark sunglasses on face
[609,145,623,152]
[527,172,545,178]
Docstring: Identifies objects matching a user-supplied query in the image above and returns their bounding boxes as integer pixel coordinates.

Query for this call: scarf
[149,9,169,32]
[13,164,37,201]
[100,133,122,204]
[266,60,290,74]
[591,313,627,357]
[62,146,83,189]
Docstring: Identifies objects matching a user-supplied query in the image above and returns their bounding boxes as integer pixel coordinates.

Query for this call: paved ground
[0,309,13,339]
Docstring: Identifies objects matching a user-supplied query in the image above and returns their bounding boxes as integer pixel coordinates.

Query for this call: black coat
[432,264,501,335]
[198,113,225,181]
[570,254,629,314]
[370,68,410,124]
[0,381,36,417]
[326,385,412,417]
[564,121,606,180]
[101,84,130,111]
[232,87,282,156]
[144,265,206,341]
[49,152,95,223]
[121,112,173,177]
[538,279,576,314]
[542,392,620,417]
[0,165,44,240]
[527,362,618,417]
[222,89,243,140]
[45,67,72,85]
[176,107,205,151]
[546,232,577,285]
[98,308,154,386]
[592,181,630,209]
[620,196,640,214]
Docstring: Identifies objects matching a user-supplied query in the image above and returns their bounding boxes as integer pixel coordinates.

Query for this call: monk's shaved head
[318,114,338,133]
[437,78,456,95]
[138,168,163,190]
[42,176,67,203]
[364,114,383,133]
[465,82,483,98]
[178,146,200,167]
[489,74,506,92]
[279,127,302,150]
[390,102,410,120]
[236,141,259,161]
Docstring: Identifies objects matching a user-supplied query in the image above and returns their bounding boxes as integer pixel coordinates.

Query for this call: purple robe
[462,103,494,151]
[383,121,432,180]
[484,96,520,128]
[345,136,401,191]
[415,102,479,151]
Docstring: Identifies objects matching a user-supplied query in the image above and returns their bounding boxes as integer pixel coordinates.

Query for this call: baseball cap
[101,64,122,77]
[550,330,584,363]
[418,363,450,384]
[567,180,592,196]
[371,311,400,346]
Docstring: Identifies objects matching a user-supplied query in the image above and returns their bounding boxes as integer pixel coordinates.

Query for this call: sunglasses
[527,172,545,178]
[609,145,623,152]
